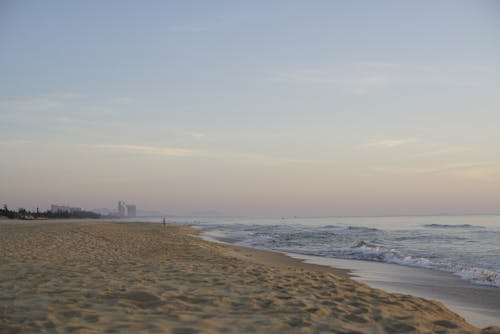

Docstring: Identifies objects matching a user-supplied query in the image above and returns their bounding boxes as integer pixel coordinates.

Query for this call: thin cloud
[112,97,132,104]
[364,138,418,149]
[412,146,477,158]
[2,92,79,110]
[273,62,497,93]
[170,25,209,32]
[4,97,64,110]
[228,153,301,167]
[183,131,207,140]
[0,139,33,147]
[46,92,81,100]
[91,143,302,166]
[93,144,203,158]
[448,167,499,180]
[371,162,499,179]
[275,70,400,86]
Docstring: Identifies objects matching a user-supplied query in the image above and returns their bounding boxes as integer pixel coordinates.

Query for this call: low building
[50,204,82,214]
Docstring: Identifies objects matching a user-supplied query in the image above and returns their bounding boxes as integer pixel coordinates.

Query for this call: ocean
[187,215,500,289]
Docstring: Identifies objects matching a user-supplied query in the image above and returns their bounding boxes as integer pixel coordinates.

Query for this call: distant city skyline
[118,200,136,218]
[1,1,499,216]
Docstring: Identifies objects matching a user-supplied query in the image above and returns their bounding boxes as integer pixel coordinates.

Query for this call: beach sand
[1,221,498,333]
[283,254,500,328]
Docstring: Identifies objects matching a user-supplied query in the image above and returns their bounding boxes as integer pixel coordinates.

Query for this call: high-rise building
[117,201,137,217]
[126,205,136,217]
[118,201,128,217]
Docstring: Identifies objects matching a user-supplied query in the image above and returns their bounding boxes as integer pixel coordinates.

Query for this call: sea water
[185,215,500,288]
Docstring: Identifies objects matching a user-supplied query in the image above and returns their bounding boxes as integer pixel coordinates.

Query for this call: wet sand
[285,254,500,328]
[1,220,499,333]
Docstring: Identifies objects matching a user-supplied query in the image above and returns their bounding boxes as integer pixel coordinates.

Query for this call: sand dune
[0,220,498,333]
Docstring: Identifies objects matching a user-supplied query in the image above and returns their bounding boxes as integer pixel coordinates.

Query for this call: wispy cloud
[0,139,34,147]
[276,70,400,87]
[274,62,498,93]
[92,144,203,158]
[182,131,207,140]
[90,143,303,166]
[0,93,133,127]
[448,166,499,180]
[4,97,63,110]
[228,153,301,167]
[412,146,476,158]
[2,92,80,110]
[371,161,499,180]
[112,97,133,104]
[170,24,209,32]
[364,138,418,149]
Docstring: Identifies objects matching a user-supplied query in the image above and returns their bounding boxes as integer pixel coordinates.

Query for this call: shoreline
[199,226,500,328]
[1,220,498,333]
[284,253,500,328]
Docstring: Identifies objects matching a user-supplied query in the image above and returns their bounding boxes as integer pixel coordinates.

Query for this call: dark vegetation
[0,205,101,220]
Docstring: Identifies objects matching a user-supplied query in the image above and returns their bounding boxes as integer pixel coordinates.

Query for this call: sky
[1,1,499,216]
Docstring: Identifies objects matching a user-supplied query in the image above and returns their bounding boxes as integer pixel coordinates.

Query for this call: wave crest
[423,224,483,229]
[349,243,499,287]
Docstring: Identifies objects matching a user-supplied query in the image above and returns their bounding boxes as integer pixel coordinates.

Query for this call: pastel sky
[1,1,499,216]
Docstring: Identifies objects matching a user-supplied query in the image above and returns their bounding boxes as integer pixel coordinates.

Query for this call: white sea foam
[423,223,483,229]
[192,216,500,289]
[349,243,500,287]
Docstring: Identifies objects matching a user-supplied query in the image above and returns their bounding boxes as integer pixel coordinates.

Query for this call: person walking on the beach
[162,217,166,227]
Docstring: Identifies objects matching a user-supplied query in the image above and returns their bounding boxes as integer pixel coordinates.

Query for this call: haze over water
[1,1,500,217]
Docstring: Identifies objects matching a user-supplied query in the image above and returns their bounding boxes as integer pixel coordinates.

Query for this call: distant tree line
[0,205,101,220]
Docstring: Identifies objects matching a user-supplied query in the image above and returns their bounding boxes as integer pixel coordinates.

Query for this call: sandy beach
[1,220,498,333]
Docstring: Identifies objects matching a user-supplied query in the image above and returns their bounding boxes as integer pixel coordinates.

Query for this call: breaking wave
[349,242,500,287]
[423,224,483,229]
[192,218,500,289]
